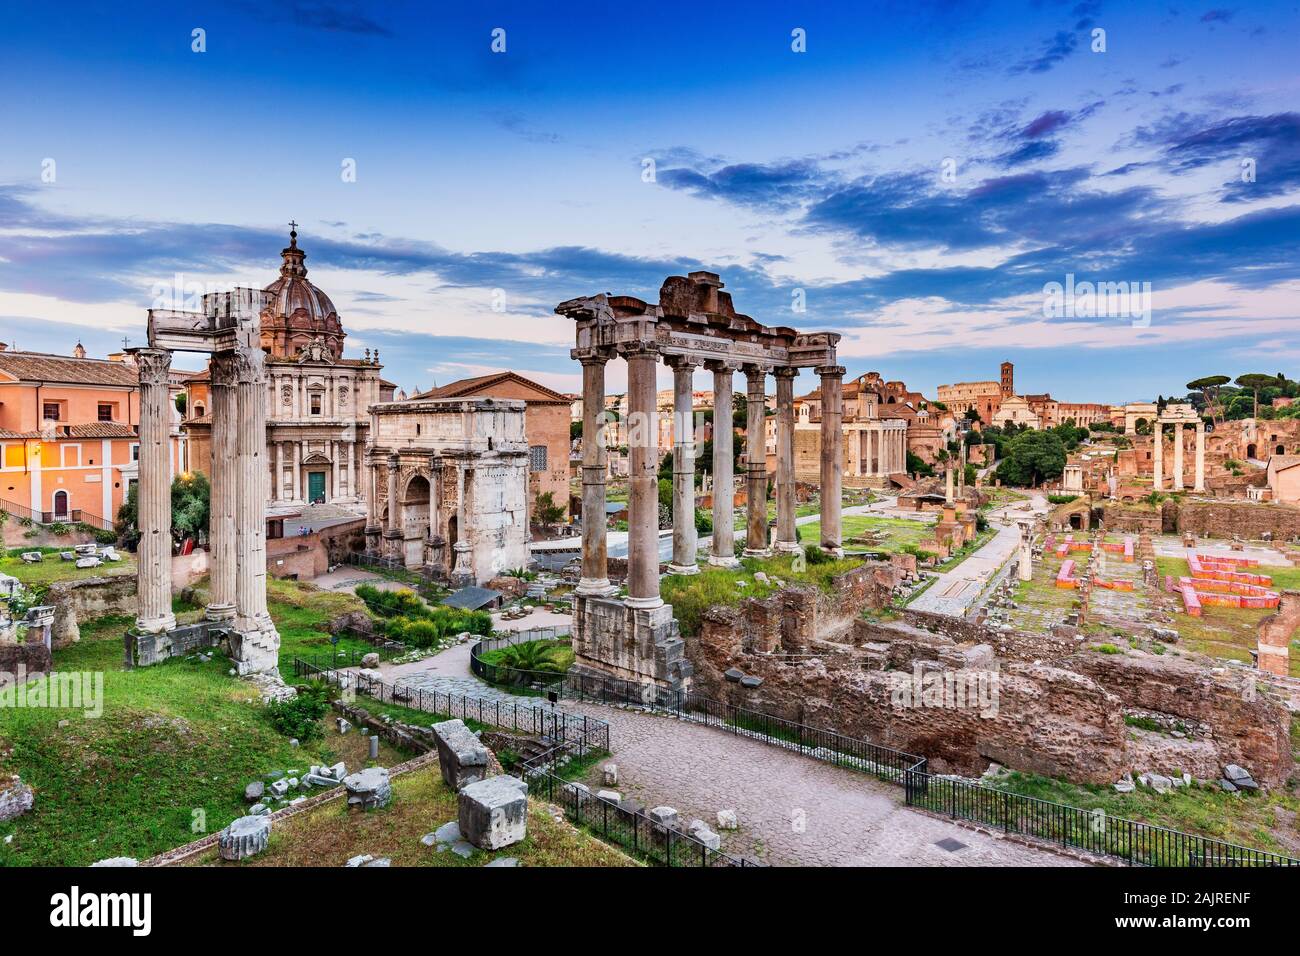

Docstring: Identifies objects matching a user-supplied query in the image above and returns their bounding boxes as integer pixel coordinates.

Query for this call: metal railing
[1,498,114,532]
[469,627,573,688]
[903,769,1299,867]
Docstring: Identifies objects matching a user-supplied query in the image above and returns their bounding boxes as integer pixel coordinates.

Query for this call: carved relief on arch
[399,466,432,502]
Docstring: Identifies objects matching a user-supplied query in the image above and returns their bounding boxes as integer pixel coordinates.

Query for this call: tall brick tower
[1000,361,1014,397]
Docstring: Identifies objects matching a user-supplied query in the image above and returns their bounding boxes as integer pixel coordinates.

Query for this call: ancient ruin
[130,288,280,677]
[557,272,840,690]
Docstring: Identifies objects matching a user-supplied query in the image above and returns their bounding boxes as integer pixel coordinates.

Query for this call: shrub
[265,682,332,740]
[1095,643,1121,655]
[1047,494,1079,504]
[803,544,832,565]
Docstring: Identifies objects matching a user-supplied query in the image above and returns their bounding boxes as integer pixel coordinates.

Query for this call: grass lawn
[1154,557,1300,677]
[987,762,1300,859]
[0,551,136,588]
[185,769,637,867]
[796,514,936,553]
[663,552,865,636]
[0,579,400,866]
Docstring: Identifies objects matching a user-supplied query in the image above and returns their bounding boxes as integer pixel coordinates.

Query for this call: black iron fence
[903,769,1299,867]
[469,627,572,688]
[293,654,607,752]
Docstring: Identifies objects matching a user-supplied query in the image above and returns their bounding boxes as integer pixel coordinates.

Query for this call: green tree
[116,471,211,547]
[1236,373,1274,419]
[995,430,1066,488]
[534,491,565,525]
[1187,375,1230,426]
[906,450,934,478]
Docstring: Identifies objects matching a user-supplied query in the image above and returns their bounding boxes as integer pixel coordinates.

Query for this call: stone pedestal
[343,767,393,811]
[433,719,490,791]
[571,593,692,693]
[458,775,528,850]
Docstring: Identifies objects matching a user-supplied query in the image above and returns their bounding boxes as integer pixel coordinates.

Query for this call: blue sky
[1,0,1297,402]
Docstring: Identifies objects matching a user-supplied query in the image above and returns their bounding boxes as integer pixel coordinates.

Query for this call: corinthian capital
[135,348,172,386]
[234,346,265,385]
[209,351,238,387]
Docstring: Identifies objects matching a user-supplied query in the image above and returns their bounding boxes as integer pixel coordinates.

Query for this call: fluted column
[1152,422,1164,490]
[667,356,699,575]
[774,367,799,553]
[743,364,771,558]
[385,452,403,560]
[233,345,272,635]
[205,352,237,622]
[708,362,738,567]
[1172,423,1185,491]
[624,343,662,608]
[134,348,176,635]
[577,352,615,595]
[1194,421,1205,492]
[364,447,381,551]
[818,365,845,555]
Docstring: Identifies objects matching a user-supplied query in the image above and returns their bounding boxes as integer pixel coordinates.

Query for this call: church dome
[260,225,346,359]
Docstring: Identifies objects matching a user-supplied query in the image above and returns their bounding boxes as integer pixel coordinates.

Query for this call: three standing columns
[667,356,699,575]
[624,343,662,609]
[135,348,177,635]
[576,351,615,595]
[774,368,799,553]
[708,361,739,567]
[818,365,845,556]
[205,352,237,622]
[743,364,772,558]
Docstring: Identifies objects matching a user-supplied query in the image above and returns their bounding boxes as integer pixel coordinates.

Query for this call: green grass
[0,579,395,866]
[184,769,637,867]
[662,552,865,636]
[796,514,936,554]
[0,552,136,588]
[987,768,1300,857]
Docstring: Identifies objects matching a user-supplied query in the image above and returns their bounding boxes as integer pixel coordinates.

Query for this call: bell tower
[1000,361,1014,397]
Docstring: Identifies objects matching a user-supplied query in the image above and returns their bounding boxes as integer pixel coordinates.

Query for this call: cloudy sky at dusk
[1,0,1297,402]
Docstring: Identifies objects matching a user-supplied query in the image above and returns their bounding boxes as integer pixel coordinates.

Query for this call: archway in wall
[52,489,69,520]
[1069,513,1083,530]
[1278,444,1286,455]
[1246,443,1257,459]
[402,475,430,567]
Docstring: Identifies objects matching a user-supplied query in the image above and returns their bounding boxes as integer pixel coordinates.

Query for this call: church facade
[182,229,394,515]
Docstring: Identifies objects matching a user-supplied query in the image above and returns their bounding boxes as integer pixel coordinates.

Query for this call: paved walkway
[370,644,1082,866]
[908,495,1049,617]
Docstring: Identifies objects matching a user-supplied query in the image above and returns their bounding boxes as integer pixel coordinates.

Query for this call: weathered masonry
[131,289,280,676]
[557,271,841,691]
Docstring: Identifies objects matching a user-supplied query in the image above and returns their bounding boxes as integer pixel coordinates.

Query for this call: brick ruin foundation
[688,576,1294,788]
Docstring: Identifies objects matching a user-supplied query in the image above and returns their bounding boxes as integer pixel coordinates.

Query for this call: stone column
[1194,421,1205,493]
[666,356,699,575]
[945,461,955,505]
[1152,421,1164,490]
[205,352,237,622]
[451,462,472,585]
[331,440,340,502]
[1018,521,1034,582]
[364,448,381,552]
[743,365,771,558]
[624,343,662,608]
[134,349,176,635]
[231,342,278,673]
[384,452,403,560]
[1172,423,1185,491]
[576,352,614,595]
[708,362,738,567]
[774,367,799,553]
[817,366,845,555]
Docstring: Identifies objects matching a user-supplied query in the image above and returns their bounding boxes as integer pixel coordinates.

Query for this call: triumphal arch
[557,271,841,691]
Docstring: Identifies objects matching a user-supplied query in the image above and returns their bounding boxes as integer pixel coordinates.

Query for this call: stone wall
[0,641,52,680]
[47,573,137,649]
[688,591,1294,787]
[1171,501,1300,540]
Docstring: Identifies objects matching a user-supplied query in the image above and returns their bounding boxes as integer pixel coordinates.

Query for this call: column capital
[575,347,614,367]
[742,362,773,377]
[387,452,400,467]
[773,366,800,380]
[134,348,172,385]
[704,359,743,373]
[234,346,265,385]
[663,354,700,371]
[815,364,847,379]
[209,350,238,385]
[619,341,659,360]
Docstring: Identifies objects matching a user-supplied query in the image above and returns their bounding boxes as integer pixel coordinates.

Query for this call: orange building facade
[0,346,187,528]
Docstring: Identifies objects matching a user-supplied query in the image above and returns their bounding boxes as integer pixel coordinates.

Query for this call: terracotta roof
[65,422,137,439]
[1269,455,1300,471]
[414,371,570,404]
[0,352,139,387]
[0,428,38,440]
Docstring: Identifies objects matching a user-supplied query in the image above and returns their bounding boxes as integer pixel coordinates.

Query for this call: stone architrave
[134,349,176,636]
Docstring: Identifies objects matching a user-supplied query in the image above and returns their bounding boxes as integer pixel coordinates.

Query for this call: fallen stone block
[649,806,678,830]
[219,815,271,862]
[602,763,618,786]
[596,789,621,805]
[343,767,392,811]
[716,809,738,830]
[244,781,265,802]
[458,776,529,851]
[433,719,490,791]
[0,777,35,822]
[90,857,138,867]
[361,652,381,668]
